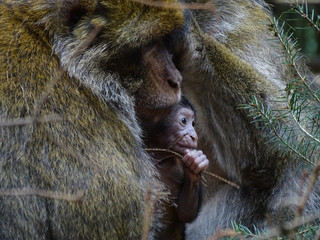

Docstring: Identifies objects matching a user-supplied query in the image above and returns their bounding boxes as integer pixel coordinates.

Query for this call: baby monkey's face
[166,107,198,154]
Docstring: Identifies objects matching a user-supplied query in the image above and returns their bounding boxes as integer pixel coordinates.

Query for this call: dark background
[266,0,320,74]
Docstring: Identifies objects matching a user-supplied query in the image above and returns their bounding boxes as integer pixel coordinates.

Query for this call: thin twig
[0,188,85,202]
[203,171,240,190]
[0,114,62,127]
[32,70,62,117]
[290,110,320,145]
[206,228,239,240]
[313,227,320,240]
[48,134,102,174]
[141,187,157,240]
[290,4,320,33]
[0,68,64,128]
[296,161,320,217]
[167,133,188,150]
[145,147,183,159]
[262,214,320,239]
[144,148,240,189]
[72,24,103,58]
[130,0,215,12]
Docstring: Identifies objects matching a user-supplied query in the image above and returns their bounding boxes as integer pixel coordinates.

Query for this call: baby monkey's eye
[192,121,195,127]
[180,117,187,125]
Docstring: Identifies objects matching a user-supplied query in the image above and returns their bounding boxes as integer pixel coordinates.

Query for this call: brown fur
[0,0,185,239]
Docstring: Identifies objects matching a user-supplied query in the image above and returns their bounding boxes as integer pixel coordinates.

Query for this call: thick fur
[177,1,320,239]
[0,0,185,239]
[1,0,319,239]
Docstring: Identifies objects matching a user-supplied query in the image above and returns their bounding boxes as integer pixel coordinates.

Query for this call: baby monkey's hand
[182,150,209,181]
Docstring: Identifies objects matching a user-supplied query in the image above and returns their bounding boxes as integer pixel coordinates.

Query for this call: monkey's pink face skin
[169,108,198,154]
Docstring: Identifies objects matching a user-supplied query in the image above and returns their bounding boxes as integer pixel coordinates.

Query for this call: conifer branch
[290,3,320,34]
[290,110,320,145]
[270,17,320,104]
[242,97,315,166]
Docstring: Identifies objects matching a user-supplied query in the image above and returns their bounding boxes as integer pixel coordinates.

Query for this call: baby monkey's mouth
[172,143,197,155]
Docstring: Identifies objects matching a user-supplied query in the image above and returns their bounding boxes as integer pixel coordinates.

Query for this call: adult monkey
[1,0,318,239]
[174,1,320,239]
[0,0,185,239]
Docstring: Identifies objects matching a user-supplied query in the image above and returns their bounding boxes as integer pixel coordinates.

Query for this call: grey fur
[1,0,318,239]
[176,1,320,239]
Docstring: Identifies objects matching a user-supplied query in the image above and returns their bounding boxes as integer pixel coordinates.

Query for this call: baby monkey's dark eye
[192,121,195,127]
[181,117,187,125]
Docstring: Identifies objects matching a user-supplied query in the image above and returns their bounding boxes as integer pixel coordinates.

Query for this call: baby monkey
[142,97,209,239]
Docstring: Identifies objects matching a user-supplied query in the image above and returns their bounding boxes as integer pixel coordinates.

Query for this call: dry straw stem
[266,160,320,239]
[284,159,320,237]
[1,69,63,127]
[275,0,320,4]
[206,229,239,240]
[0,114,62,127]
[141,187,158,240]
[144,148,240,190]
[314,227,320,240]
[0,68,63,127]
[130,0,216,12]
[72,24,104,58]
[32,68,64,117]
[0,188,85,202]
[262,213,320,239]
[48,134,103,175]
[296,163,320,217]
